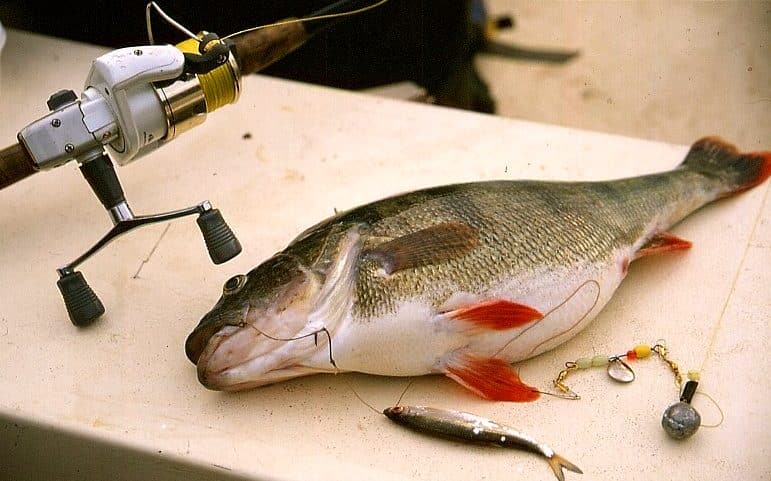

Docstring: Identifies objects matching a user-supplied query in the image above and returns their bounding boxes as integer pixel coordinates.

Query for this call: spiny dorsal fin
[365,221,479,274]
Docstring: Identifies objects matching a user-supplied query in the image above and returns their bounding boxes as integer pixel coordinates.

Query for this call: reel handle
[56,270,105,327]
[197,208,242,264]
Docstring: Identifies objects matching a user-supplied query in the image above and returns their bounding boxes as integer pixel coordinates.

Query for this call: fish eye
[223,274,247,295]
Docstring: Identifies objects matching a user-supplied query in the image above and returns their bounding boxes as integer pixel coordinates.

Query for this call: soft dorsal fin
[634,232,692,260]
[441,299,542,331]
[365,221,479,274]
[444,353,540,402]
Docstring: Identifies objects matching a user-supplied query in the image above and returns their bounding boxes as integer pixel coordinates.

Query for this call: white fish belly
[323,300,466,376]
[309,249,630,375]
[489,260,625,363]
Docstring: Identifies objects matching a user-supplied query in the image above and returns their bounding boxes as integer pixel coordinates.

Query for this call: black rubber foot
[197,209,242,264]
[57,271,105,326]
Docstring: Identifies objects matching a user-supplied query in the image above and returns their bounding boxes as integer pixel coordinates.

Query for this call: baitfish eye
[223,274,246,295]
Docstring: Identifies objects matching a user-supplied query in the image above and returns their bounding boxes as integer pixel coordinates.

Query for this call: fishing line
[527,279,601,358]
[395,378,416,407]
[485,279,600,400]
[146,2,199,44]
[222,0,392,40]
[145,0,391,45]
[662,178,767,433]
[344,377,382,415]
[244,312,417,418]
[549,338,727,438]
[699,182,767,375]
[694,391,724,428]
[343,377,416,416]
[247,323,337,368]
[492,279,601,359]
[660,184,769,437]
[535,389,578,400]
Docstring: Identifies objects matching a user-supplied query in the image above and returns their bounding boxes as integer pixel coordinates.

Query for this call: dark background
[0,1,497,112]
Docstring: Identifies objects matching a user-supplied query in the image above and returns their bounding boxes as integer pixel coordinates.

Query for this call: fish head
[383,405,423,425]
[185,252,332,391]
[382,405,408,420]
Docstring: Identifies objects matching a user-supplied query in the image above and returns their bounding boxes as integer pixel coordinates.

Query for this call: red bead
[626,350,637,360]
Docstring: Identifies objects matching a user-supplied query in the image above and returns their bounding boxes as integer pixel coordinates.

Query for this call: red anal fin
[634,232,692,260]
[444,354,539,402]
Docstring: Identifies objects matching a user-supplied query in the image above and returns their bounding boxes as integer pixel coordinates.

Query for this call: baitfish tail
[547,453,583,481]
[680,137,771,197]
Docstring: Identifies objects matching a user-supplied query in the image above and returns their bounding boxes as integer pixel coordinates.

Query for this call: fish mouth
[193,320,334,392]
[382,406,406,419]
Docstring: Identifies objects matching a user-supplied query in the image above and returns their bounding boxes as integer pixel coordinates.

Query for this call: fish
[185,137,770,400]
[383,405,582,481]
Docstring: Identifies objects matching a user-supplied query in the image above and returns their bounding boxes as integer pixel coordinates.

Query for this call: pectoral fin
[634,232,692,260]
[444,353,540,402]
[365,221,479,274]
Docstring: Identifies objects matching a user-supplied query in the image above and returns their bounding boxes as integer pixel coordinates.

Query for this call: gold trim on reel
[176,36,241,111]
[157,35,241,142]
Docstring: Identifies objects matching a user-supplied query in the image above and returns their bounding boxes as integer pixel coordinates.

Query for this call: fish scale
[350,178,669,319]
[186,137,770,400]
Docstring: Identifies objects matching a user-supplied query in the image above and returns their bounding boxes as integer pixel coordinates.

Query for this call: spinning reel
[17,29,243,326]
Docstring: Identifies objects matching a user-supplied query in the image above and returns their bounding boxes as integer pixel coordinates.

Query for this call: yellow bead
[687,370,701,381]
[634,344,652,358]
[591,355,609,367]
[576,357,593,369]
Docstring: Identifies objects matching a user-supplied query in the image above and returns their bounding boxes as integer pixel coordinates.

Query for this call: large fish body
[186,137,770,400]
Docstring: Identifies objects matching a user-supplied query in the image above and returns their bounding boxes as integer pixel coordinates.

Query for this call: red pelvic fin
[445,354,540,402]
[443,299,543,331]
[634,232,692,260]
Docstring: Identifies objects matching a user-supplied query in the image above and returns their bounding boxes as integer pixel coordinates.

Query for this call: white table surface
[0,30,768,481]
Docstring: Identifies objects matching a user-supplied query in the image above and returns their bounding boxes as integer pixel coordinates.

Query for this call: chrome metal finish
[226,51,242,103]
[19,100,100,170]
[157,75,207,141]
[58,201,213,274]
[108,201,135,225]
[19,90,120,170]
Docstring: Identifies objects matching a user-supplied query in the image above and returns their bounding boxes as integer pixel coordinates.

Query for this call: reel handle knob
[197,208,242,264]
[56,271,105,326]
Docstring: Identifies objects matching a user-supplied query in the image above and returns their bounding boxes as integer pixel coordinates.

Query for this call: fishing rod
[0,0,388,327]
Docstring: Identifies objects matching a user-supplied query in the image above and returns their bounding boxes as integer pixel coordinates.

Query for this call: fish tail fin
[680,137,771,197]
[547,453,583,481]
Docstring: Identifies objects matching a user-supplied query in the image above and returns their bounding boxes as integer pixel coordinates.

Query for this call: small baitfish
[383,405,582,481]
[185,137,770,400]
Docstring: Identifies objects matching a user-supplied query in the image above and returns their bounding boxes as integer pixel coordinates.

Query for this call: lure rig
[550,341,723,440]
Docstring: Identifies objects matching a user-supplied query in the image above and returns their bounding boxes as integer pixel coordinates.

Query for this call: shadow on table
[0,412,251,481]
